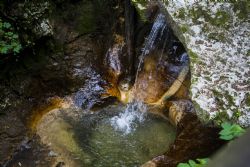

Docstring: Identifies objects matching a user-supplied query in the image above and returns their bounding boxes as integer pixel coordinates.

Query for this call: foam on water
[110,101,147,134]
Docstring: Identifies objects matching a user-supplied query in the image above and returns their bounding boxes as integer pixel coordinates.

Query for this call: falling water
[135,14,167,86]
[109,14,170,134]
[110,101,147,134]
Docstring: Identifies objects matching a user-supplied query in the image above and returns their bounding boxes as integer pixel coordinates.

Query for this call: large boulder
[158,0,249,126]
[131,0,249,126]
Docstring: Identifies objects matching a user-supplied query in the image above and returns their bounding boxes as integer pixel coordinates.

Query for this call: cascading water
[135,14,168,86]
[108,14,169,132]
[110,101,147,134]
[110,13,182,134]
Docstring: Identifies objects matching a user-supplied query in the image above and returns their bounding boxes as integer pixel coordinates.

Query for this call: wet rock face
[133,54,177,103]
[159,1,250,126]
[0,0,120,164]
[104,35,127,83]
[133,49,189,104]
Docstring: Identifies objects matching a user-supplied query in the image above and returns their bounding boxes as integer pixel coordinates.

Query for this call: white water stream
[110,101,147,134]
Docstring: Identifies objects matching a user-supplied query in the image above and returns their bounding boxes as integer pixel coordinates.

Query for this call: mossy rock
[131,0,148,21]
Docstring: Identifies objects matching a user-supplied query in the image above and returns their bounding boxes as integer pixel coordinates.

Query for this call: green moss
[177,8,186,19]
[189,6,211,24]
[131,0,148,21]
[212,89,223,101]
[207,32,226,42]
[193,101,210,123]
[180,24,189,33]
[209,10,230,29]
[189,6,231,29]
[188,50,201,71]
[189,7,202,21]
[213,111,231,125]
[245,93,250,107]
[225,91,235,107]
[232,110,241,119]
[188,49,200,64]
[232,1,250,20]
[191,77,198,85]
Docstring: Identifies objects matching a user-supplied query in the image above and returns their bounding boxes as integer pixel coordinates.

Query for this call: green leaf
[12,34,18,39]
[0,46,8,54]
[219,128,231,135]
[7,32,14,36]
[219,122,245,141]
[188,160,197,167]
[3,22,11,29]
[0,19,22,55]
[13,44,22,53]
[177,163,190,167]
[221,122,231,129]
[178,158,209,167]
[197,158,209,165]
[219,134,234,140]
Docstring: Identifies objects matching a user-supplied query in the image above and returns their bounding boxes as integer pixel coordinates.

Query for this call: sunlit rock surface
[159,0,250,126]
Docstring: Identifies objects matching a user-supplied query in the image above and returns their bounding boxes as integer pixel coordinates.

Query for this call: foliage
[219,122,245,140]
[177,158,209,167]
[0,18,22,55]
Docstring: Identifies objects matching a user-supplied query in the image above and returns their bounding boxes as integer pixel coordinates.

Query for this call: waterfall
[134,14,168,87]
[141,14,167,55]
